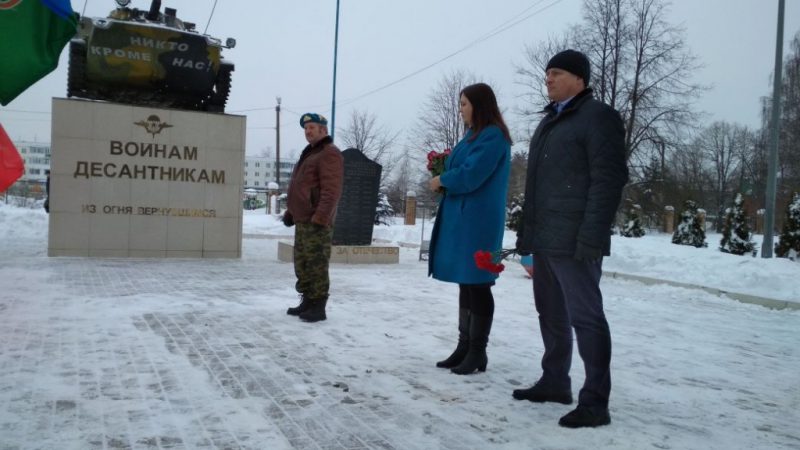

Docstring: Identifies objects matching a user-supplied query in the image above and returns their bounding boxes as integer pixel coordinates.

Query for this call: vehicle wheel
[207,62,233,113]
[66,39,88,99]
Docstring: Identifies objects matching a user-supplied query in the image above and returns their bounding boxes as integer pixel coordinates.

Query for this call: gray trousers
[534,254,611,409]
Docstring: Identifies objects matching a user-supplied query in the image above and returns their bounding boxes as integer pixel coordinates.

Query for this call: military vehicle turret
[67,0,235,112]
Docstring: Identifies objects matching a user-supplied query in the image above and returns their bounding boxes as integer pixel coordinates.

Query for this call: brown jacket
[285,136,344,227]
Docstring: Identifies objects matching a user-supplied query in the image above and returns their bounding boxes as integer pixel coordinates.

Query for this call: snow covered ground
[0,203,798,449]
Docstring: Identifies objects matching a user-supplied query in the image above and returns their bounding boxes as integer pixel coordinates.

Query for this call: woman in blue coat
[428,83,511,375]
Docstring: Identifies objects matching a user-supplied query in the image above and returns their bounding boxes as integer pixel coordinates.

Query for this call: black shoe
[299,297,328,323]
[512,382,573,404]
[558,405,610,428]
[287,295,311,316]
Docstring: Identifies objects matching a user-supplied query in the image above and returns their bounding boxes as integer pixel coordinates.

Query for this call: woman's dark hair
[460,83,512,144]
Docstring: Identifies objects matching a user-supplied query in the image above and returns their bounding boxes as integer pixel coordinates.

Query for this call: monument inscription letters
[48,98,245,258]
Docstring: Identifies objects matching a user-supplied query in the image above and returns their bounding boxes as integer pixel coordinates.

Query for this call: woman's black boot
[451,313,493,375]
[436,308,471,368]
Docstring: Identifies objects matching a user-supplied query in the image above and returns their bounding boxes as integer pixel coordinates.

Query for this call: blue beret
[300,113,328,128]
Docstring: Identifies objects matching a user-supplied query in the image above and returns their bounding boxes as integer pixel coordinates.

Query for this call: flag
[0,0,78,105]
[0,124,25,192]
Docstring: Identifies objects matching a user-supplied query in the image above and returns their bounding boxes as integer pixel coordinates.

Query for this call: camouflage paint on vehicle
[67,1,234,112]
[85,21,220,93]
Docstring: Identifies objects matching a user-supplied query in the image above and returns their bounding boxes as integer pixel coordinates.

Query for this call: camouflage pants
[293,222,333,300]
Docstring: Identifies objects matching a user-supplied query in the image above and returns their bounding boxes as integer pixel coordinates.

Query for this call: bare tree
[338,109,401,183]
[668,141,711,208]
[732,126,758,194]
[384,146,412,214]
[515,0,705,166]
[621,0,704,160]
[781,33,800,193]
[412,70,477,153]
[579,0,626,109]
[692,121,749,226]
[508,150,528,202]
[760,31,800,197]
[515,34,575,131]
[257,147,273,159]
[405,70,479,208]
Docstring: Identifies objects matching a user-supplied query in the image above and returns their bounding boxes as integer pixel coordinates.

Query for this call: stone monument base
[48,98,245,258]
[278,241,399,264]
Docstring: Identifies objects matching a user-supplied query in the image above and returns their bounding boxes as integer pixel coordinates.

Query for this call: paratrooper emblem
[134,115,173,138]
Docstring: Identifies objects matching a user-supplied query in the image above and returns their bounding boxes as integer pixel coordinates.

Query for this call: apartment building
[16,141,51,184]
[243,157,295,191]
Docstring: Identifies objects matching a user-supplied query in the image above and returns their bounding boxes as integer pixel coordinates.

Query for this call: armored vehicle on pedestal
[67,0,235,112]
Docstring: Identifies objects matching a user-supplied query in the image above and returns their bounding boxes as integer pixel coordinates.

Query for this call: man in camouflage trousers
[282,113,344,322]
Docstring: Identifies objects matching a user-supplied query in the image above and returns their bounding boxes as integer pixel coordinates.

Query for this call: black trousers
[534,254,611,409]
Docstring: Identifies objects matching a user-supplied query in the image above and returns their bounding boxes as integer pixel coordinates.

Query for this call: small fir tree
[506,193,524,231]
[775,192,800,260]
[672,199,707,248]
[719,193,755,255]
[621,200,646,237]
[374,192,395,225]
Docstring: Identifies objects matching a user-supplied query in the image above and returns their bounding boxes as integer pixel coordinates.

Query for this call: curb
[604,271,800,311]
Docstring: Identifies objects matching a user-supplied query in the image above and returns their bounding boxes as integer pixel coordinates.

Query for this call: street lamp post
[275,96,281,190]
[761,0,785,258]
[331,0,340,139]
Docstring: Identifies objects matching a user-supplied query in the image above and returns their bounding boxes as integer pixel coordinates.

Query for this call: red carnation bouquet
[474,249,518,274]
[427,148,451,177]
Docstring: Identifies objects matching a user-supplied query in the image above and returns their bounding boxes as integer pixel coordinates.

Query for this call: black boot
[558,405,611,428]
[436,308,470,368]
[299,297,328,322]
[286,295,311,316]
[512,381,573,404]
[451,313,492,375]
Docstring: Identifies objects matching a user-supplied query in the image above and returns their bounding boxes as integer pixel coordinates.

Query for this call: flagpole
[331,0,340,139]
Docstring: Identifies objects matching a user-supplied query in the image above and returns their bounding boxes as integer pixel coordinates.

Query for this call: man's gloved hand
[309,216,330,229]
[282,212,294,227]
[515,234,531,256]
[574,241,601,262]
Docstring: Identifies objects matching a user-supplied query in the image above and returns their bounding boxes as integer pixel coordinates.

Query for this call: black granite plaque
[332,148,382,245]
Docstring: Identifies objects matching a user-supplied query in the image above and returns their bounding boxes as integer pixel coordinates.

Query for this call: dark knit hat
[546,49,591,85]
[299,113,328,128]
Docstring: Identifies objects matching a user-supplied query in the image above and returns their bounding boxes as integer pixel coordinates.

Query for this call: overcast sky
[1,0,798,161]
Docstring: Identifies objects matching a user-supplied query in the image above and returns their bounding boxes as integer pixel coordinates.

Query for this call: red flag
[0,124,25,192]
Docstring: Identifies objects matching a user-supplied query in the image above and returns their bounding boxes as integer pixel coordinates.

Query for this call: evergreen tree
[719,193,755,255]
[621,200,646,237]
[672,199,707,248]
[506,193,524,231]
[374,192,395,226]
[775,192,800,260]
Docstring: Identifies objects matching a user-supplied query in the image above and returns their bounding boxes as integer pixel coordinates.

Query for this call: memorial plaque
[48,98,245,258]
[332,148,382,245]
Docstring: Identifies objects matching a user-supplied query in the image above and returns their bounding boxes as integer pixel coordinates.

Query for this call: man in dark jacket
[514,50,629,428]
[282,113,344,322]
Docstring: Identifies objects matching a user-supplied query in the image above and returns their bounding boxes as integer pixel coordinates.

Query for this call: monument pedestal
[278,241,399,264]
[48,98,245,258]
